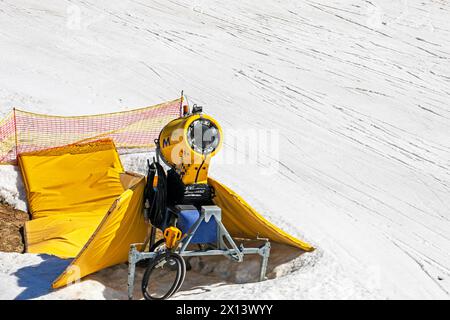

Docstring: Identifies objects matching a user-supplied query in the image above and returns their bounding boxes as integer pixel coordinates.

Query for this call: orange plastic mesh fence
[0,98,182,165]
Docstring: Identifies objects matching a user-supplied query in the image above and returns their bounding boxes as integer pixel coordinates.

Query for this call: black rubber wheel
[141,252,186,300]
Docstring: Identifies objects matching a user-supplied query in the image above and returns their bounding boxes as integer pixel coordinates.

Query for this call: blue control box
[176,205,217,244]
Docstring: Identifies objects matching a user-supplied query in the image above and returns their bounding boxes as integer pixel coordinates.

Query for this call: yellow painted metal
[163,226,182,249]
[158,113,222,184]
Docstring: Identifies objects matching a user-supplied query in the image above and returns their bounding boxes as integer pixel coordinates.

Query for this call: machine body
[158,113,222,185]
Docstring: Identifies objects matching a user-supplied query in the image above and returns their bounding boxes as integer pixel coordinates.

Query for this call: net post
[13,108,18,163]
[179,90,184,117]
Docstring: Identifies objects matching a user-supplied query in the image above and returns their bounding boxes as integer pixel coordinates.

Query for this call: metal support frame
[127,205,271,300]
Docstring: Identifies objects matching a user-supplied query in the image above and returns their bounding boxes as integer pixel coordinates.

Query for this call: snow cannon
[128,102,313,300]
[158,105,222,185]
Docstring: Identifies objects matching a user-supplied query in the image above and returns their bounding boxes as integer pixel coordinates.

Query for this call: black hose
[141,251,186,300]
[144,160,168,229]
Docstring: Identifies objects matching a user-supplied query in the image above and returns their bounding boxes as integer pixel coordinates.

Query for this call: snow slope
[1,0,450,299]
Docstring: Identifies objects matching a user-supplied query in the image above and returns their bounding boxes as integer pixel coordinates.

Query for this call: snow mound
[0,166,27,212]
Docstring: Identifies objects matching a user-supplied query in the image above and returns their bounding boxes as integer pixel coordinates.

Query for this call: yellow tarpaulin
[53,176,146,288]
[208,178,314,252]
[18,139,147,288]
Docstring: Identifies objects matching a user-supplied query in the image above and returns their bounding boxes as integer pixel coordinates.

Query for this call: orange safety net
[0,98,182,165]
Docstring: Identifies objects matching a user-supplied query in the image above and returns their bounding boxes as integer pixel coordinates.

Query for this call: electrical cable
[141,251,186,300]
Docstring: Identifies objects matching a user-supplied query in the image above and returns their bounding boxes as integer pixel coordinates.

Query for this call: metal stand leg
[127,244,138,300]
[127,206,272,299]
[217,221,244,262]
[180,215,204,253]
[259,241,271,281]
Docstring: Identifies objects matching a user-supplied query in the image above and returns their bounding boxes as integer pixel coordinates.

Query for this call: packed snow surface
[1,0,450,299]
